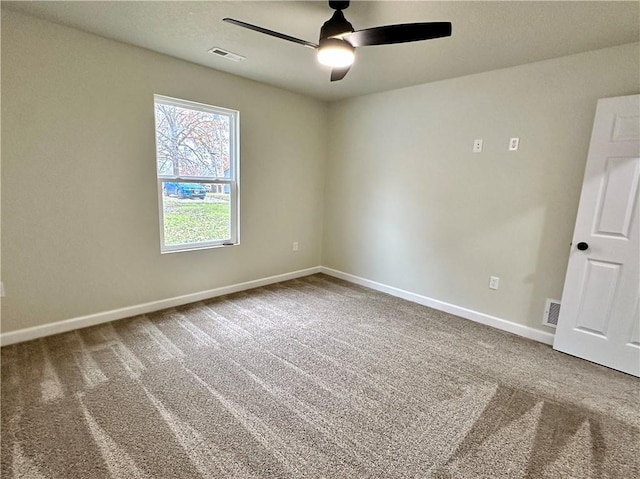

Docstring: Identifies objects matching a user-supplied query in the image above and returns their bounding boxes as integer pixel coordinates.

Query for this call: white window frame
[154,95,240,253]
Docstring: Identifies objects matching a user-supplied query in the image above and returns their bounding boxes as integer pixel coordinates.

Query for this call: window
[154,95,239,252]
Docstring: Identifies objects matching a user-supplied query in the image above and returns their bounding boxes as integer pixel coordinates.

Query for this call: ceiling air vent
[207,47,245,62]
[543,299,561,328]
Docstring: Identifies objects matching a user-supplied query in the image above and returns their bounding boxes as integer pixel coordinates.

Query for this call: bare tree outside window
[155,103,230,180]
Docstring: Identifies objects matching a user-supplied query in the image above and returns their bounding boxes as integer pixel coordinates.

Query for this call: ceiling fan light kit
[223,0,451,82]
[317,38,355,68]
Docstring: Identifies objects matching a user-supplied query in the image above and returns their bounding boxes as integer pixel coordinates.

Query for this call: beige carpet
[1,274,639,478]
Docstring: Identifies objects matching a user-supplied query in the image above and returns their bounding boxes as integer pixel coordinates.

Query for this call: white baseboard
[320,267,555,346]
[0,267,322,347]
[1,265,554,347]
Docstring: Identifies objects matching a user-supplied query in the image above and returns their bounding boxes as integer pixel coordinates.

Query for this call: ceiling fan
[223,1,452,82]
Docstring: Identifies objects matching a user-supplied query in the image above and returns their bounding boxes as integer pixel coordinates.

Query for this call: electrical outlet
[509,137,519,151]
[473,139,483,153]
[292,241,299,252]
[489,276,500,290]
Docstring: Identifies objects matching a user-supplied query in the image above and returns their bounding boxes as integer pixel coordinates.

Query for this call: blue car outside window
[164,182,207,199]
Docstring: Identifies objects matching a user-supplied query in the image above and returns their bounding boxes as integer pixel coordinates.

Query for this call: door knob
[577,242,589,251]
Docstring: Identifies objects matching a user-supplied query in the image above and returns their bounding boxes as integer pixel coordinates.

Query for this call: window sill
[160,242,239,254]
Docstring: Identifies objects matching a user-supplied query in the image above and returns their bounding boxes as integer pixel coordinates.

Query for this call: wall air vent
[207,47,245,62]
[543,299,561,328]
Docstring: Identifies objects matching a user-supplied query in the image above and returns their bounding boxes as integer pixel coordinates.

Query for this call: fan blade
[331,66,351,82]
[344,22,451,48]
[223,18,318,49]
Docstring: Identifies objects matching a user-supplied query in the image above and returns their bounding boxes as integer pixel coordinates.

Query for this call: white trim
[320,267,555,345]
[0,267,321,347]
[1,265,556,347]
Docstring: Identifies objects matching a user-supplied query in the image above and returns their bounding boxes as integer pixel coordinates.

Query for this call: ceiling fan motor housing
[320,9,354,40]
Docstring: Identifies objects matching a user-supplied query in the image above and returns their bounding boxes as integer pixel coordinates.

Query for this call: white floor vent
[543,299,561,328]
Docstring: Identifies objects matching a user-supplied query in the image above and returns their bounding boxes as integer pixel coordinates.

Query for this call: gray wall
[322,43,639,333]
[1,10,327,333]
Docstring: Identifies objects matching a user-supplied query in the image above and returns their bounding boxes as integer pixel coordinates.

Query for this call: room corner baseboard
[2,265,554,347]
[319,267,555,346]
[0,266,322,347]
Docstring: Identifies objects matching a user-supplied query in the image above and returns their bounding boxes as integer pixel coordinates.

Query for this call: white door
[554,94,640,377]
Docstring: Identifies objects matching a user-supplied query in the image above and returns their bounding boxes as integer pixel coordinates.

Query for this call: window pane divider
[158,178,234,184]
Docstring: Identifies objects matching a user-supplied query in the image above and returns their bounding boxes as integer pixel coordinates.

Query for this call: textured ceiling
[3,1,639,102]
